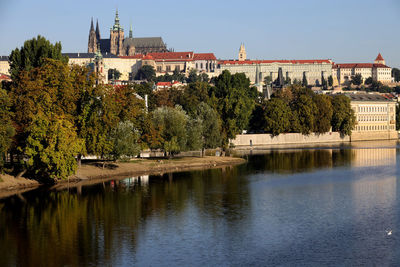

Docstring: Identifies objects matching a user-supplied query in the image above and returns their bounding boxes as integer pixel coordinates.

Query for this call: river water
[1,141,400,266]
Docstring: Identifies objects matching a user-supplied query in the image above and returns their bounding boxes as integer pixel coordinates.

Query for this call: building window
[157,66,162,72]
[166,65,171,72]
[175,65,180,72]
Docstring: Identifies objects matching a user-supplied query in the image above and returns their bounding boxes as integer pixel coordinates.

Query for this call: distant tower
[88,18,97,53]
[374,53,385,65]
[239,43,247,61]
[110,9,125,56]
[129,24,133,38]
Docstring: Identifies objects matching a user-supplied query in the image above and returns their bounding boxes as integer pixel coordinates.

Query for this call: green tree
[108,68,121,80]
[264,76,272,84]
[313,94,333,134]
[200,73,209,82]
[196,102,222,155]
[351,74,363,86]
[152,106,188,157]
[291,94,316,135]
[24,114,82,180]
[210,70,256,148]
[321,76,327,89]
[9,35,68,80]
[135,65,156,81]
[328,75,333,87]
[396,105,400,131]
[264,98,292,136]
[365,77,373,85]
[171,68,185,82]
[109,121,141,161]
[392,68,400,82]
[187,69,200,83]
[331,95,355,136]
[186,117,203,152]
[249,101,267,133]
[0,86,14,172]
[175,82,211,115]
[302,73,308,87]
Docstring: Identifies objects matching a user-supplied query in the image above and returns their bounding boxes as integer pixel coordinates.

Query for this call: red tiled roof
[218,59,332,65]
[334,63,390,69]
[0,73,10,80]
[375,53,384,61]
[119,54,144,59]
[157,82,172,87]
[149,52,194,60]
[143,55,154,60]
[193,53,217,60]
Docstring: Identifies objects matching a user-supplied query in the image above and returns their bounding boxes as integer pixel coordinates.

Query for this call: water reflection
[0,167,251,267]
[1,143,400,266]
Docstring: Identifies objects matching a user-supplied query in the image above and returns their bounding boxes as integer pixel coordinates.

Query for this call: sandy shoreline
[0,156,246,198]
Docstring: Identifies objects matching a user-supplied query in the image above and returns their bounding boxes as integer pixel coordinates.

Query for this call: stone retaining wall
[232,131,398,147]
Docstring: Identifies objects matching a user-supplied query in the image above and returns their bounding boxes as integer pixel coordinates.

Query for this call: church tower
[239,43,246,61]
[110,9,125,56]
[88,18,97,53]
[374,53,385,65]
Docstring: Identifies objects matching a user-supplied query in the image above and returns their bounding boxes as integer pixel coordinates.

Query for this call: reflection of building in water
[351,148,396,167]
[120,175,149,188]
[351,175,396,222]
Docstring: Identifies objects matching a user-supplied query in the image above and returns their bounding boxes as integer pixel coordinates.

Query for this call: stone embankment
[231,131,398,147]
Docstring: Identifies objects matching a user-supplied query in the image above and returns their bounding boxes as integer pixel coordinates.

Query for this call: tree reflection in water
[0,166,251,267]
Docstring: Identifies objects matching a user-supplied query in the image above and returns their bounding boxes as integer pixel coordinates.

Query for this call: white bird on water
[386,230,393,236]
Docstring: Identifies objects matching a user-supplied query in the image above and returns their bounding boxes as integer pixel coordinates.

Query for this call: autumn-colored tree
[10,59,84,179]
[24,114,82,181]
[0,86,14,172]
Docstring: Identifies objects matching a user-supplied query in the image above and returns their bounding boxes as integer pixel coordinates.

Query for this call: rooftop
[375,53,384,61]
[63,53,119,59]
[219,59,332,65]
[333,63,390,69]
[193,53,217,60]
[347,93,392,102]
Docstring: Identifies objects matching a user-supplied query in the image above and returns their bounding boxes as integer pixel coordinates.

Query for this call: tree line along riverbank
[0,36,355,183]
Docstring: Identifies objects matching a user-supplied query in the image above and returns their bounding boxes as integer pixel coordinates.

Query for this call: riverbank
[0,156,246,197]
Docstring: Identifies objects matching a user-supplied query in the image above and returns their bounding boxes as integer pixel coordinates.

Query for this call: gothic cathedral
[88,10,168,56]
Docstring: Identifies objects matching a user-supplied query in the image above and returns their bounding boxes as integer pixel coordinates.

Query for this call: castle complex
[0,12,394,89]
[88,10,168,56]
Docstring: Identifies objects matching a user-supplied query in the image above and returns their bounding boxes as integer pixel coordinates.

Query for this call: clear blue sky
[1,0,399,67]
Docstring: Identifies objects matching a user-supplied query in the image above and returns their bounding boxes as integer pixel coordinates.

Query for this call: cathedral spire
[90,17,94,32]
[129,24,133,38]
[96,19,101,40]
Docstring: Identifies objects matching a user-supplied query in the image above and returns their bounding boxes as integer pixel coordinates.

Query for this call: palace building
[348,93,397,140]
[332,53,392,86]
[216,44,333,88]
[88,10,168,56]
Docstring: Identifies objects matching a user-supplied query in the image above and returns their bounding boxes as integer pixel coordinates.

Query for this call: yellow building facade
[349,94,397,140]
